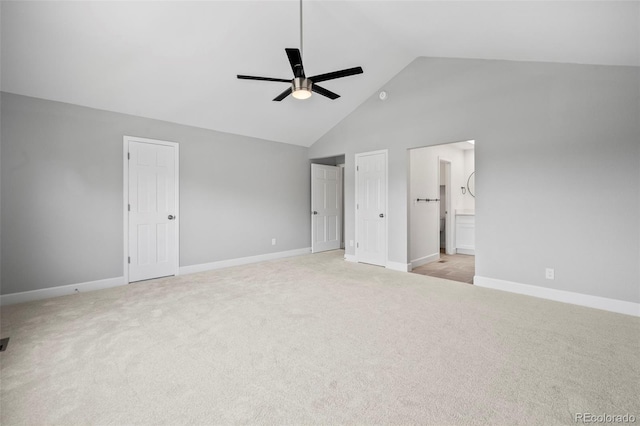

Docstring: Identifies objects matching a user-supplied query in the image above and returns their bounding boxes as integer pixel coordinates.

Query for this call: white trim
[386,261,411,272]
[438,157,455,255]
[456,248,475,255]
[123,139,128,282]
[0,248,311,306]
[339,163,345,250]
[354,149,389,267]
[475,276,640,317]
[123,136,180,284]
[0,277,125,306]
[179,247,311,275]
[344,254,357,262]
[411,252,440,269]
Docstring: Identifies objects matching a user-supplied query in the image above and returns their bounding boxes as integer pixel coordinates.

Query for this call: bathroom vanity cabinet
[455,211,475,255]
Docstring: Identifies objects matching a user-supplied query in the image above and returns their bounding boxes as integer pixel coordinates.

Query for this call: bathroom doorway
[408,140,475,284]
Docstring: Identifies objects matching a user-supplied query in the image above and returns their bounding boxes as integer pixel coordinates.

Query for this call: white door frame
[438,157,455,255]
[123,135,180,284]
[354,149,389,266]
[338,163,345,249]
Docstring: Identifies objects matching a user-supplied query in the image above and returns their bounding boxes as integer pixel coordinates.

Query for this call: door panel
[356,151,387,266]
[311,164,342,253]
[128,141,178,282]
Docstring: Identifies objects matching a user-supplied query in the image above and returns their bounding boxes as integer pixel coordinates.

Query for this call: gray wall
[309,57,640,304]
[1,92,310,295]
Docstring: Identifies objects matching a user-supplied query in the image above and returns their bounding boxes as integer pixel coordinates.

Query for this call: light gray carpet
[1,250,639,425]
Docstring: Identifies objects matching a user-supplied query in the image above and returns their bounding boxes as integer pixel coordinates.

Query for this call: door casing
[439,157,455,255]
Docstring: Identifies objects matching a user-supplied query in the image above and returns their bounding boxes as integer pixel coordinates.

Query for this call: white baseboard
[386,261,411,272]
[343,255,409,272]
[179,247,311,275]
[474,276,640,317]
[0,276,125,306]
[410,253,440,269]
[1,248,312,306]
[456,248,475,255]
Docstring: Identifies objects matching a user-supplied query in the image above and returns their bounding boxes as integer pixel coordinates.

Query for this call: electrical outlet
[271,238,276,246]
[349,240,354,247]
[545,268,555,280]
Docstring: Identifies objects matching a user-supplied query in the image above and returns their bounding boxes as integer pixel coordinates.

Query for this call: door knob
[379,213,385,218]
[313,211,318,215]
[168,215,175,220]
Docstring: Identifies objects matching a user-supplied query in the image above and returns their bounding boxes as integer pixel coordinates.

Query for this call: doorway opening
[310,155,345,253]
[408,140,475,284]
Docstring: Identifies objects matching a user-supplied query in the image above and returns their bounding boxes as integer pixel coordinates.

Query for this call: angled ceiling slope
[1,1,638,147]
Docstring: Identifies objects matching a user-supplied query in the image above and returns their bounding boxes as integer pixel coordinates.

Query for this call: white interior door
[127,139,178,282]
[439,158,455,255]
[311,164,342,253]
[356,150,387,266]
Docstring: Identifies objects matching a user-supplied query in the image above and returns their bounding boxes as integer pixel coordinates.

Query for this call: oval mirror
[467,171,475,198]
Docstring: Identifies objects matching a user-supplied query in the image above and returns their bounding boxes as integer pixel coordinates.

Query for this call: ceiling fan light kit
[292,77,313,99]
[237,0,363,102]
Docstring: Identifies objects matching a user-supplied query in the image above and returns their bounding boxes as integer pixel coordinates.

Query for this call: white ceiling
[2,1,638,147]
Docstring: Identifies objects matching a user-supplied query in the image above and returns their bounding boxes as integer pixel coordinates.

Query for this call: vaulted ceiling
[1,1,637,147]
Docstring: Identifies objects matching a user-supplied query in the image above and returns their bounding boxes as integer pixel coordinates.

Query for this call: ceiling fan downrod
[300,0,303,59]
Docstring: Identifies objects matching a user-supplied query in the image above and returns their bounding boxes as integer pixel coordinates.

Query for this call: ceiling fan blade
[312,84,340,100]
[237,75,291,83]
[285,48,305,78]
[309,66,363,83]
[273,87,293,102]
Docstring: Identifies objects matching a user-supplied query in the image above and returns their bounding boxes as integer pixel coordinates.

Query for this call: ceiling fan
[237,0,363,101]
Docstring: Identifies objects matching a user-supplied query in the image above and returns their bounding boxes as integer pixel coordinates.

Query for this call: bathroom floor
[411,250,475,284]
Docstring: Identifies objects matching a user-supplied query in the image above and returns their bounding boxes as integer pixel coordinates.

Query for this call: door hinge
[356,203,359,209]
[128,256,131,264]
[357,165,359,171]
[128,204,131,211]
[357,242,359,248]
[127,152,130,160]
